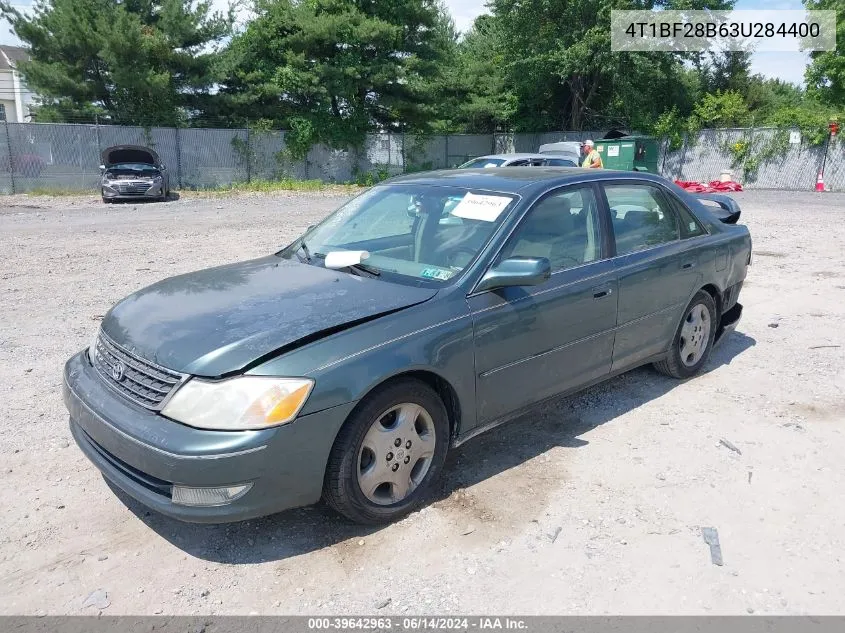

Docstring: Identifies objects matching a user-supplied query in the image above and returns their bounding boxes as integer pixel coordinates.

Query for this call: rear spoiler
[695,193,741,224]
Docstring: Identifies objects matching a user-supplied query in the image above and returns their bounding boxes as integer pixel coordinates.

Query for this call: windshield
[108,163,158,172]
[279,184,518,286]
[458,157,506,168]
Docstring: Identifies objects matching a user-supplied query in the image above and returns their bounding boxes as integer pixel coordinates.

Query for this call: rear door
[602,182,704,371]
[469,184,618,424]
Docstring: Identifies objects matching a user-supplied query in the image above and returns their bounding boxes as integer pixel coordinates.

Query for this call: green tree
[430,14,517,133]
[697,51,752,95]
[218,0,455,156]
[692,90,750,127]
[471,0,737,131]
[744,77,803,121]
[804,0,845,106]
[0,0,234,126]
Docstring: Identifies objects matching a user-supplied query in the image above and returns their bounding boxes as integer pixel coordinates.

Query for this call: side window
[604,184,680,255]
[670,197,708,239]
[544,158,576,167]
[500,186,602,272]
[507,159,530,166]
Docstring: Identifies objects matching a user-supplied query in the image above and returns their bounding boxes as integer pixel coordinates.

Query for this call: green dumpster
[594,136,659,173]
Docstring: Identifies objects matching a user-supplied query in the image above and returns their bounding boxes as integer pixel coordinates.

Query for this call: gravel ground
[1,189,844,616]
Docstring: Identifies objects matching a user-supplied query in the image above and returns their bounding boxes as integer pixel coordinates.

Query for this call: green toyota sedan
[63,168,752,525]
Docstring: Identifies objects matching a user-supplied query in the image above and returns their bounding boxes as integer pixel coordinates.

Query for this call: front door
[469,184,618,425]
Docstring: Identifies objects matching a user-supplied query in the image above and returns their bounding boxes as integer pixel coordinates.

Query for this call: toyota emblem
[111,361,125,382]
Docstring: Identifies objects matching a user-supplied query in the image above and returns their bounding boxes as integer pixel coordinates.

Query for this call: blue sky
[1,0,811,85]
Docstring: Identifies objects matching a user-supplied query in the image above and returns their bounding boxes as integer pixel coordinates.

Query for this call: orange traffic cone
[816,171,826,192]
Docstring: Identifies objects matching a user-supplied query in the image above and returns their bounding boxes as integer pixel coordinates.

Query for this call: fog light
[171,483,252,507]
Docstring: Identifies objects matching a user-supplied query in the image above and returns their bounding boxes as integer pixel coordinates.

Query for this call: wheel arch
[341,369,463,445]
[699,283,723,319]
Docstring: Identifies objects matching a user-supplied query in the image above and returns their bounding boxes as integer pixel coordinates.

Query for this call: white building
[0,45,36,123]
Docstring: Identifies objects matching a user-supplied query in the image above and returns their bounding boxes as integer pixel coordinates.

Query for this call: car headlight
[161,376,314,431]
[153,175,163,182]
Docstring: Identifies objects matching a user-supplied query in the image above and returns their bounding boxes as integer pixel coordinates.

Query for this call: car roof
[384,167,673,196]
[469,153,561,161]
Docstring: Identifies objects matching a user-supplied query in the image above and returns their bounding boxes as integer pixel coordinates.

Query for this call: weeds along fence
[0,121,843,194]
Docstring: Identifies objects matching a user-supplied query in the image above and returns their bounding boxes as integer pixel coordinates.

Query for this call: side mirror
[475,257,551,293]
[306,224,315,231]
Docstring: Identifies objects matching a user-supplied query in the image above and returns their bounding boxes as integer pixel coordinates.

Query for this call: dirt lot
[1,189,844,616]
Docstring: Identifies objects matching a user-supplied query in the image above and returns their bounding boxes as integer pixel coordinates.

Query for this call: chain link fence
[0,121,842,194]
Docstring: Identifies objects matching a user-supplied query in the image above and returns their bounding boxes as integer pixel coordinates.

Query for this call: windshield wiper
[349,262,381,276]
[297,240,312,262]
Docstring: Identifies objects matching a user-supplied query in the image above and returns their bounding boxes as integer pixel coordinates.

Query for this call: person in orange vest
[581,140,603,168]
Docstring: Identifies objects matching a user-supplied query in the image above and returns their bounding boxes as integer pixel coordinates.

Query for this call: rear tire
[654,290,717,379]
[323,378,449,525]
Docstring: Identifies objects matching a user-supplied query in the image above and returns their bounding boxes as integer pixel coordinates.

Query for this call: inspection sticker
[420,267,454,281]
[450,193,512,222]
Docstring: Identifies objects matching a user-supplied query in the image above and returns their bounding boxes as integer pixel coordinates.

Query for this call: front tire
[654,290,717,379]
[323,378,449,524]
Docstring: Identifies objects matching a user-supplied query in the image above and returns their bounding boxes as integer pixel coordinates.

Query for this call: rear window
[459,157,506,168]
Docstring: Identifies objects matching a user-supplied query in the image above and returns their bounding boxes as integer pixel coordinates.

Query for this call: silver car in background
[538,141,582,165]
[458,153,578,168]
[100,145,170,203]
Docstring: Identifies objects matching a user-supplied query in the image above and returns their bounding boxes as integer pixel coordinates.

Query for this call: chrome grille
[91,331,184,410]
[114,182,152,195]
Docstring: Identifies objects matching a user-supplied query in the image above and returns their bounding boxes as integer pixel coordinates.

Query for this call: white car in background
[458,153,578,168]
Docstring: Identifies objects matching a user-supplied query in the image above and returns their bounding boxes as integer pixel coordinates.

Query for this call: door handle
[593,288,612,299]
[682,261,696,269]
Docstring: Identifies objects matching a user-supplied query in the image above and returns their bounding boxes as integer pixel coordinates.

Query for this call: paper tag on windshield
[450,193,512,222]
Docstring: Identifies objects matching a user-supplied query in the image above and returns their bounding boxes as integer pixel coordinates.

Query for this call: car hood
[100,256,437,376]
[102,145,160,167]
